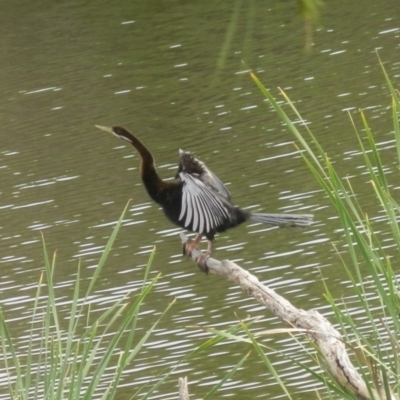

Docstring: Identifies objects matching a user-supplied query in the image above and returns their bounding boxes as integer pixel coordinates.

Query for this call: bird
[95,125,313,273]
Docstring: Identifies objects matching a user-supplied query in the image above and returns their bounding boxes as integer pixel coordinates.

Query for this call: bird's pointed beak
[95,125,114,134]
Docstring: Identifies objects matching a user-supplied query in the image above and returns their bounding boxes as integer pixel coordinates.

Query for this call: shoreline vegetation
[1,60,399,399]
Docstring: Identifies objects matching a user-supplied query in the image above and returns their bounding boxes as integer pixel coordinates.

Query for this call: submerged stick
[178,376,189,400]
[180,233,396,400]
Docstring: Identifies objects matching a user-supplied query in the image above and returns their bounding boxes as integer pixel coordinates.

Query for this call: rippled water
[1,0,400,398]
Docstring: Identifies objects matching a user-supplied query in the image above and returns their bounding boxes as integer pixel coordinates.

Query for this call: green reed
[242,59,400,398]
[0,202,175,400]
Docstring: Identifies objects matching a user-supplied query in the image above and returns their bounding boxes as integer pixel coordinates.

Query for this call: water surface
[1,1,399,398]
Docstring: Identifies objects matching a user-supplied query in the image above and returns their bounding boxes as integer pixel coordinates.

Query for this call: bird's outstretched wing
[178,172,230,234]
[178,150,231,200]
[202,168,231,201]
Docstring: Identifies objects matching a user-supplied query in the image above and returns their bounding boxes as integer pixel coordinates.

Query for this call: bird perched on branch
[96,125,313,272]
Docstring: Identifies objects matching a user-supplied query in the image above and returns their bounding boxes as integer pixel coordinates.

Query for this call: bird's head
[178,148,189,157]
[95,125,133,144]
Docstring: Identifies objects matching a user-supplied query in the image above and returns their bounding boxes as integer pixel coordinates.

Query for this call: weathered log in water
[179,233,397,400]
[178,376,189,400]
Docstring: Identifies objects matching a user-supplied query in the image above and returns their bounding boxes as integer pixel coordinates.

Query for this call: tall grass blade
[203,351,251,400]
[86,200,131,296]
[250,64,400,398]
[241,321,293,399]
[0,205,173,400]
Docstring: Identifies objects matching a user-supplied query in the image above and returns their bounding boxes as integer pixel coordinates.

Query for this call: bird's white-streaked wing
[203,169,231,200]
[178,150,231,200]
[197,194,210,232]
[178,173,230,233]
[192,195,200,231]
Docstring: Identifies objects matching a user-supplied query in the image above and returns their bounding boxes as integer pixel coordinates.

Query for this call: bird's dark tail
[249,212,313,227]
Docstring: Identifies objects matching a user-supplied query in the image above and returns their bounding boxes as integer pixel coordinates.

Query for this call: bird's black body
[96,125,313,261]
[141,148,249,241]
[175,151,248,240]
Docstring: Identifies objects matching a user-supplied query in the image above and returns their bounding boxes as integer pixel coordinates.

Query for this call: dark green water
[0,0,399,398]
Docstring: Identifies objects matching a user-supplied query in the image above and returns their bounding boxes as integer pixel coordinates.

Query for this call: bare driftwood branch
[178,376,189,400]
[180,233,397,400]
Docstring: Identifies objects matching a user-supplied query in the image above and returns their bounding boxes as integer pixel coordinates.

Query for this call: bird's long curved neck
[127,133,166,203]
[128,135,155,172]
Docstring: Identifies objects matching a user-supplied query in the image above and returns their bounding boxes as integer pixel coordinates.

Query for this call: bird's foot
[195,252,210,274]
[183,236,210,274]
[183,239,197,257]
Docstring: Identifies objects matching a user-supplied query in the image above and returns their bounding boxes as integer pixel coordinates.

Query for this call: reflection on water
[0,0,399,398]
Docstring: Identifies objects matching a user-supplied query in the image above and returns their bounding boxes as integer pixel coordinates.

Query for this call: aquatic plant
[245,59,400,398]
[0,203,174,400]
